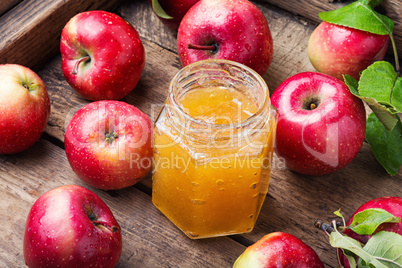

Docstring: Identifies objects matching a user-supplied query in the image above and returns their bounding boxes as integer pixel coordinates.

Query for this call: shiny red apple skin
[340,196,402,268]
[233,232,324,267]
[23,185,122,268]
[64,100,153,190]
[308,21,389,80]
[177,0,273,76]
[271,72,366,176]
[60,11,145,101]
[0,64,50,154]
[148,0,200,30]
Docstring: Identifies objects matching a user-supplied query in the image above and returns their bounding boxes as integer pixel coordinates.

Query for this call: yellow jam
[152,86,276,239]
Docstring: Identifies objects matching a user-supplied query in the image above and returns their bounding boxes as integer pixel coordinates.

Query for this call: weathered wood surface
[0,0,22,16]
[0,0,124,70]
[0,140,245,267]
[0,0,402,267]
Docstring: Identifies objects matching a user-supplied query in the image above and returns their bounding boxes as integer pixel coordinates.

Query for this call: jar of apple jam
[152,59,277,239]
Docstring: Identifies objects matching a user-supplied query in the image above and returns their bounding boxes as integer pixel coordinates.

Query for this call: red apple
[177,0,273,76]
[271,72,366,176]
[339,196,402,268]
[308,21,389,80]
[64,100,153,190]
[233,232,324,267]
[0,64,50,154]
[60,11,145,101]
[23,185,122,268]
[148,0,200,30]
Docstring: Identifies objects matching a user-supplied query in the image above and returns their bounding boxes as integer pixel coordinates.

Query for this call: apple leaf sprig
[319,0,402,175]
[150,0,173,19]
[316,209,402,267]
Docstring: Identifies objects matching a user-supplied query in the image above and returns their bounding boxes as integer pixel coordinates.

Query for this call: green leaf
[151,0,173,19]
[319,0,394,35]
[344,74,360,96]
[391,78,402,110]
[334,209,344,218]
[329,225,389,268]
[366,113,402,175]
[349,208,401,235]
[344,251,357,268]
[358,231,402,267]
[344,74,398,131]
[359,61,402,112]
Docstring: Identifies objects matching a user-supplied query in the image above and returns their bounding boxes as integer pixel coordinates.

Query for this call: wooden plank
[0,0,124,70]
[0,139,245,267]
[0,0,22,16]
[260,0,402,59]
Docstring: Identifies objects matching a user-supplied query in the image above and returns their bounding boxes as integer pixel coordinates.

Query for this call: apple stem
[93,220,120,233]
[310,103,317,110]
[72,55,91,75]
[188,43,219,53]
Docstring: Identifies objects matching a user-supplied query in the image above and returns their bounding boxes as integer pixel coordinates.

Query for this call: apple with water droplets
[64,100,153,190]
[23,185,122,267]
[308,21,389,80]
[0,64,50,154]
[60,11,145,101]
[271,72,366,175]
[177,0,273,76]
[233,232,324,267]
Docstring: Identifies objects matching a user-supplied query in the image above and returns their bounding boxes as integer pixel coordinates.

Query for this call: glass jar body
[152,59,277,239]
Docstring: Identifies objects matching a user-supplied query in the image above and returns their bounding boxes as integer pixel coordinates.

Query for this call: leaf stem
[389,33,400,76]
[375,256,402,267]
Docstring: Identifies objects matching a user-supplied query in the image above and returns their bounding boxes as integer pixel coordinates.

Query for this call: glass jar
[152,59,277,239]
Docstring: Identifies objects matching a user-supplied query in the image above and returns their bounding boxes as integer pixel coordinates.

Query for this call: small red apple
[308,21,389,80]
[23,185,122,268]
[339,196,402,268]
[60,10,145,101]
[0,64,50,154]
[271,72,366,176]
[64,100,153,190]
[148,0,200,30]
[177,0,273,76]
[233,232,324,267]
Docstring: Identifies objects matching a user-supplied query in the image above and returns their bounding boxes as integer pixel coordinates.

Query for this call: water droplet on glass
[216,179,224,185]
[191,199,206,205]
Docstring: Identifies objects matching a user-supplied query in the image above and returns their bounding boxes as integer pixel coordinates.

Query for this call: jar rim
[168,59,271,130]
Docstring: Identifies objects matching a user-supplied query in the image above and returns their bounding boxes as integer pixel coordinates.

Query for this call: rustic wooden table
[0,0,401,267]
